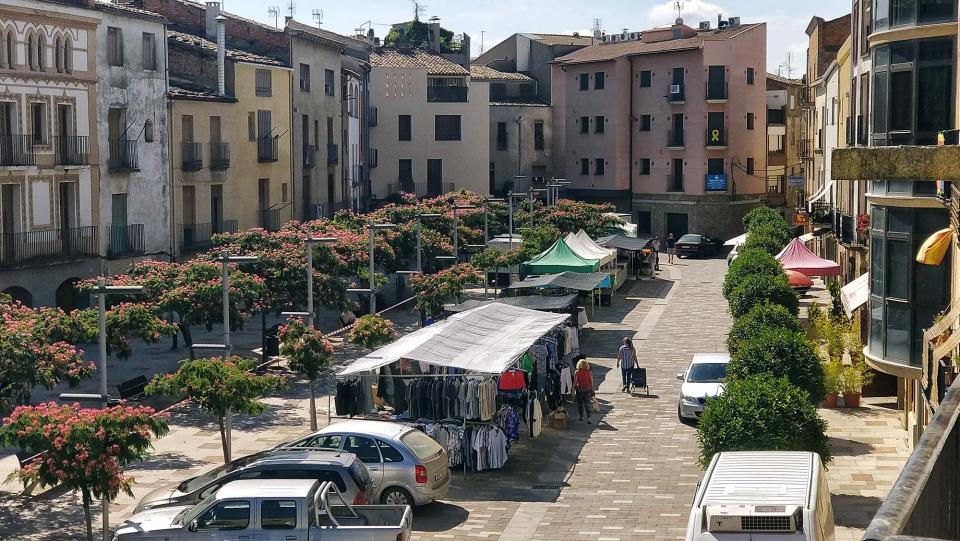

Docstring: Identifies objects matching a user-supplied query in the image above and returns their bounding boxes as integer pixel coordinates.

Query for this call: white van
[685,451,835,541]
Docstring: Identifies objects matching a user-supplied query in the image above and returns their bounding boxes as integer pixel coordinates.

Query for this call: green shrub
[742,207,786,232]
[742,223,791,255]
[727,273,799,318]
[723,248,783,298]
[726,302,803,354]
[697,374,832,467]
[730,327,826,404]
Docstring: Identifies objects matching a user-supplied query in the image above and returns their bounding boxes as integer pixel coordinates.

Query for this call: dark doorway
[2,286,32,307]
[211,185,223,232]
[427,159,442,196]
[666,212,688,239]
[326,173,335,216]
[399,159,413,193]
[56,278,88,312]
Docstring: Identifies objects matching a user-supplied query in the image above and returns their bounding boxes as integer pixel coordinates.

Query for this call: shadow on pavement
[135,452,207,471]
[831,494,883,528]
[829,436,876,457]
[412,501,470,531]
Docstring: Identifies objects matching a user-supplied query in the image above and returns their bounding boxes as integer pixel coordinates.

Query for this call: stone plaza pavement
[0,257,909,540]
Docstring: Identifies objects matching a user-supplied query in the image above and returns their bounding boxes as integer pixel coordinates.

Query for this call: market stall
[525,239,601,274]
[775,238,841,276]
[443,293,579,315]
[504,271,608,321]
[597,234,655,277]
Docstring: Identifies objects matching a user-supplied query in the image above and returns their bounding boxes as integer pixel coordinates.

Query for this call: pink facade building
[552,19,767,240]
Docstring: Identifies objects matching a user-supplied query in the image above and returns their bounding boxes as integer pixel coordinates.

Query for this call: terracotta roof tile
[167,30,285,67]
[766,73,803,85]
[469,65,533,81]
[370,48,468,76]
[527,33,598,47]
[94,1,167,22]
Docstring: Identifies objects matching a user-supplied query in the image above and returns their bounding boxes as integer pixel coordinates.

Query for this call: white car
[726,243,742,266]
[677,353,730,421]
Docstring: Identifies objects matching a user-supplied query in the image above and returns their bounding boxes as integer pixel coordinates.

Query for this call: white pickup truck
[113,479,412,541]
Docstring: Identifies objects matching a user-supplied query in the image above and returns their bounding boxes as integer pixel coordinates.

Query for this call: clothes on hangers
[498,369,526,392]
[495,406,521,443]
[560,364,574,395]
[467,425,508,471]
[335,378,371,417]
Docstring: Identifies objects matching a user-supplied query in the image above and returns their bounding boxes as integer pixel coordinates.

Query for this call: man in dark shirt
[665,233,677,264]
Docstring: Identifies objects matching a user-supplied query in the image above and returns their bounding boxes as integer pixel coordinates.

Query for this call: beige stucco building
[765,74,804,210]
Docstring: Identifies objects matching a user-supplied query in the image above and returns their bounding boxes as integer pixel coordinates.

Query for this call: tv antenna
[674,1,683,20]
[480,30,486,54]
[312,9,323,27]
[286,0,296,18]
[411,0,427,21]
[780,51,796,79]
[268,6,281,28]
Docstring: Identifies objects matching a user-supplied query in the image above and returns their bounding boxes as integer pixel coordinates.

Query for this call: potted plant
[841,362,873,408]
[823,360,843,408]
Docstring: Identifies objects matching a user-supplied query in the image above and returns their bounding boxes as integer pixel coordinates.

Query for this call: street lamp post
[415,213,442,272]
[217,252,257,463]
[528,187,547,230]
[452,204,476,263]
[355,223,397,314]
[303,237,338,327]
[506,191,527,251]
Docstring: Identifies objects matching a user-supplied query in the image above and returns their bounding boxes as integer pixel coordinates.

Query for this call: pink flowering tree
[0,402,169,541]
[279,319,334,430]
[349,315,397,350]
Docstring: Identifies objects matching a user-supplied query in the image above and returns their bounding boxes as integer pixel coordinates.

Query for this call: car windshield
[400,430,443,462]
[687,363,727,383]
[178,452,265,493]
[678,234,702,243]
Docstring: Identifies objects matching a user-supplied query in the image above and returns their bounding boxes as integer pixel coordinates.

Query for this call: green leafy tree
[0,402,169,541]
[727,273,799,318]
[742,206,787,231]
[350,315,398,350]
[279,319,334,431]
[146,357,285,462]
[742,223,791,255]
[730,327,826,404]
[518,223,562,261]
[410,263,483,317]
[723,248,784,298]
[726,302,803,355]
[697,375,831,468]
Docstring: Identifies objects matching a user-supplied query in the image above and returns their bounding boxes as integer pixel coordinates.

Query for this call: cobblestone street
[0,257,909,541]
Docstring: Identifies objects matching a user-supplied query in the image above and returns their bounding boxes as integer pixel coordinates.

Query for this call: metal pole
[453,206,459,262]
[306,244,314,328]
[368,227,376,314]
[483,205,489,243]
[528,187,534,230]
[508,194,514,250]
[416,217,423,273]
[221,252,232,463]
[96,278,109,541]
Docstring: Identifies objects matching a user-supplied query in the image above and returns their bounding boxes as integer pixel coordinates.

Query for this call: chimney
[216,15,226,96]
[428,16,441,52]
[205,1,221,40]
[460,33,471,68]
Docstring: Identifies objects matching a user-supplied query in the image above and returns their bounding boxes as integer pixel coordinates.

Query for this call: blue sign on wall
[705,174,728,191]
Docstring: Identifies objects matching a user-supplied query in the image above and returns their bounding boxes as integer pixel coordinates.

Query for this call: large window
[107,27,123,67]
[256,69,272,97]
[496,121,507,150]
[398,115,411,141]
[142,33,156,71]
[435,115,461,141]
[880,0,957,27]
[534,121,544,150]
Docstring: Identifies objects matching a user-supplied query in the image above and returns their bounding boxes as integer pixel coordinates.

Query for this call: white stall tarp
[565,230,617,265]
[338,303,569,376]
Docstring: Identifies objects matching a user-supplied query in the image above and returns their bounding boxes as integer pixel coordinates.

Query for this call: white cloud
[648,0,725,26]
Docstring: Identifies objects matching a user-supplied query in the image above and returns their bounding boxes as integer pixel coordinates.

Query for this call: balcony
[810,201,833,226]
[766,175,786,206]
[179,220,239,253]
[427,85,468,103]
[667,173,684,193]
[368,148,378,168]
[209,142,230,170]
[107,224,145,258]
[798,139,814,160]
[798,86,815,107]
[368,106,378,127]
[667,83,685,103]
[705,128,728,148]
[53,135,89,166]
[0,226,98,268]
[181,142,203,172]
[327,143,338,166]
[386,181,455,198]
[258,202,293,232]
[705,81,728,102]
[257,136,278,163]
[108,139,139,172]
[0,135,36,166]
[667,129,684,149]
[303,145,316,169]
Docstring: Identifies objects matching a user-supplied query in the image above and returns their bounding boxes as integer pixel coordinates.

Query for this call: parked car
[115,479,412,541]
[134,449,372,513]
[675,234,720,258]
[685,451,835,541]
[677,353,730,421]
[726,243,742,266]
[280,420,450,507]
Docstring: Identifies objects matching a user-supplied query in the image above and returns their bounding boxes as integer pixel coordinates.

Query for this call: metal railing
[107,224,145,258]
[427,86,468,102]
[108,139,139,172]
[53,135,89,166]
[179,220,239,252]
[368,148,378,168]
[705,128,728,147]
[181,142,203,171]
[810,201,833,225]
[209,142,230,170]
[303,145,316,169]
[667,84,685,102]
[798,139,814,159]
[0,226,98,267]
[257,136,278,163]
[0,135,36,166]
[258,202,293,232]
[667,129,684,147]
[667,173,683,192]
[705,81,728,100]
[327,143,338,166]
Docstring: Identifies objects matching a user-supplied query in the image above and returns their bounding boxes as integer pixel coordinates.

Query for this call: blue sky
[221,0,849,77]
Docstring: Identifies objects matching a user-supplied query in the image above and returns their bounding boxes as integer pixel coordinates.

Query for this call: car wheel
[677,404,684,421]
[380,486,414,507]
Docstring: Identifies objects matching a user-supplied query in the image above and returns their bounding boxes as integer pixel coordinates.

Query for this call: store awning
[806,180,834,206]
[916,228,953,265]
[525,239,601,274]
[337,303,569,376]
[504,271,609,291]
[444,293,578,313]
[840,272,869,316]
[596,234,653,251]
[565,230,617,265]
[775,238,841,276]
[336,319,451,376]
[724,233,748,246]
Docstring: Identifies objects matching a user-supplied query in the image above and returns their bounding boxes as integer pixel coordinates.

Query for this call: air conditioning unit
[699,21,711,30]
[706,505,802,534]
[728,16,741,26]
[669,84,681,94]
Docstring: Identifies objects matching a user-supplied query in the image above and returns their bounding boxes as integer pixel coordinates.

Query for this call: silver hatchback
[281,420,450,507]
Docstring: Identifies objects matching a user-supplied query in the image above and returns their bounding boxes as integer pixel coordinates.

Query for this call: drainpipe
[216,16,226,97]
[628,59,634,216]
[163,22,175,261]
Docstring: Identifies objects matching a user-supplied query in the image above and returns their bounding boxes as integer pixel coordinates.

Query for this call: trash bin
[265,324,281,357]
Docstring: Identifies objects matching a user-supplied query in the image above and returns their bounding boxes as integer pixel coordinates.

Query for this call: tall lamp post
[546,178,570,206]
[348,223,396,315]
[415,212,442,272]
[527,187,547,230]
[506,191,527,251]
[452,204,476,262]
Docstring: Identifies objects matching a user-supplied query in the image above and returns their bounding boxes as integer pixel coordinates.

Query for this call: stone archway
[1,286,33,307]
[55,277,88,312]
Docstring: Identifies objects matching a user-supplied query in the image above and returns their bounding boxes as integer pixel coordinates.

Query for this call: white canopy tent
[564,230,617,265]
[724,233,748,246]
[338,303,570,376]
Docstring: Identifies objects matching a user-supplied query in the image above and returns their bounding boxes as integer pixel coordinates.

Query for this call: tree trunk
[217,415,229,463]
[261,312,267,360]
[81,488,94,541]
[177,323,194,360]
[309,379,318,431]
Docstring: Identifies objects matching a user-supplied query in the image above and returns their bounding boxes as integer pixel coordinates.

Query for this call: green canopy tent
[525,239,601,274]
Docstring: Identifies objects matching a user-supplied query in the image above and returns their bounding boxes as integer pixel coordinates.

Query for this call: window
[377,440,405,463]
[196,501,250,531]
[301,434,342,449]
[746,112,755,130]
[31,102,46,145]
[261,500,297,530]
[496,121,507,150]
[746,67,754,85]
[708,158,724,175]
[144,120,154,142]
[142,33,156,70]
[639,158,650,175]
[594,71,605,89]
[579,116,589,134]
[34,34,45,71]
[247,112,257,141]
[107,27,123,67]
[919,0,954,22]
[343,436,381,463]
[255,69,272,96]
[595,115,605,134]
[434,115,461,141]
[595,158,605,176]
[579,73,589,90]
[398,115,411,141]
[580,158,589,175]
[636,211,651,234]
[640,115,651,131]
[299,63,311,91]
[707,65,726,99]
[640,70,651,87]
[534,121,544,150]
[324,69,335,96]
[746,157,754,175]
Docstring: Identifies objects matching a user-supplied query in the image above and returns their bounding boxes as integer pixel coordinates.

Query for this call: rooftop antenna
[286,0,296,18]
[674,1,683,21]
[268,6,281,28]
[411,0,427,21]
[480,30,486,54]
[592,18,602,39]
[312,9,323,27]
[783,51,796,79]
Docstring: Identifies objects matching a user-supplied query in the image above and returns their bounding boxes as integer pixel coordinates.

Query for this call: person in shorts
[666,233,676,264]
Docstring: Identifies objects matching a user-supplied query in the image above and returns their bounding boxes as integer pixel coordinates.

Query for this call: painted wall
[345,73,363,212]
[487,102,552,194]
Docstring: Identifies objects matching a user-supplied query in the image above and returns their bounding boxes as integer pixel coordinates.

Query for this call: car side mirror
[676,373,684,380]
[188,519,198,532]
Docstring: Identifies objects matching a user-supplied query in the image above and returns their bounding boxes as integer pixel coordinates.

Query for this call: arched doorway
[55,278,88,312]
[1,286,33,307]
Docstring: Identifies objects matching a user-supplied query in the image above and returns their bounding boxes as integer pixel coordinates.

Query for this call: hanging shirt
[499,370,526,391]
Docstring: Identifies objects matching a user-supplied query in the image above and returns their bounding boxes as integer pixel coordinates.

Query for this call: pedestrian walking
[616,337,638,393]
[666,233,676,264]
[652,236,662,271]
[574,358,594,423]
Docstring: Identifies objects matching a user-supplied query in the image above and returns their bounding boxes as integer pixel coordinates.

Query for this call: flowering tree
[279,319,334,430]
[0,402,169,541]
[350,315,397,350]
[145,357,285,462]
[410,263,483,318]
